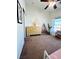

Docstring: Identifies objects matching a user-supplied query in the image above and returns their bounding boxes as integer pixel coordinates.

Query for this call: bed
[44,49,61,59]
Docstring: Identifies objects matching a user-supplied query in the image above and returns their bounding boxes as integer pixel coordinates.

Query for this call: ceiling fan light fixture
[49,1,56,7]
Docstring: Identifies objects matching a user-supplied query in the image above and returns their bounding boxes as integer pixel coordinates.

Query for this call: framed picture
[17,0,22,24]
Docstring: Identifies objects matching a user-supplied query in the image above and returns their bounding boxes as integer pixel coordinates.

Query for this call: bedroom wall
[24,0,61,31]
[25,7,49,31]
[17,23,24,59]
[17,0,26,59]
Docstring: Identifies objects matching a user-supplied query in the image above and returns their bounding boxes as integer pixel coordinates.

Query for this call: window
[50,18,61,34]
[53,18,61,32]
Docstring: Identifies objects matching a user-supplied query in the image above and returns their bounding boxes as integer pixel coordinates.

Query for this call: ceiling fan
[44,0,61,10]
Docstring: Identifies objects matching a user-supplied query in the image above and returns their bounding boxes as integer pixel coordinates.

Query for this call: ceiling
[24,0,61,10]
[24,0,61,19]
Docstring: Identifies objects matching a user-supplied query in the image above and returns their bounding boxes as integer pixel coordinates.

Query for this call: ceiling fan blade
[57,0,60,1]
[44,0,60,10]
[44,5,49,9]
[53,4,57,9]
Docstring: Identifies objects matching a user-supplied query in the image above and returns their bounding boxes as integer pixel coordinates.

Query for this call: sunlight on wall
[25,9,49,30]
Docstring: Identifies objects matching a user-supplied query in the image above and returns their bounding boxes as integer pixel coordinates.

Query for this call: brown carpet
[20,34,61,59]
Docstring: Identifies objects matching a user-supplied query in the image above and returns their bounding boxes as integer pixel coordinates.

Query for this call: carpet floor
[20,34,61,59]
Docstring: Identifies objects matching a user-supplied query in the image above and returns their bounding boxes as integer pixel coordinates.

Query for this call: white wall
[17,24,24,59]
[25,7,49,30]
[17,0,26,59]
[25,6,61,31]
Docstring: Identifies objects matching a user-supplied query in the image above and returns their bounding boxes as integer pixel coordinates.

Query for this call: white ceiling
[24,0,61,19]
[24,0,61,10]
